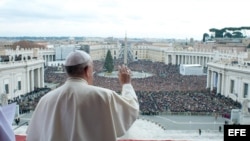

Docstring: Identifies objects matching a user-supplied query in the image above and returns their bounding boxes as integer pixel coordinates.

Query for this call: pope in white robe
[26,50,139,141]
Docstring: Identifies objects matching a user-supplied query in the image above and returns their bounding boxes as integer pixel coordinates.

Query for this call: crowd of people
[92,60,207,92]
[44,66,67,84]
[137,90,240,116]
[11,60,241,118]
[8,87,51,114]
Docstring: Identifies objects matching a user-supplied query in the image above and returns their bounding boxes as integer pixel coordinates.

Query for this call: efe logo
[224,125,250,141]
[228,129,246,136]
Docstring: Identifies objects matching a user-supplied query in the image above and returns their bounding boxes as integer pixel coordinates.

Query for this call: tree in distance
[103,50,114,73]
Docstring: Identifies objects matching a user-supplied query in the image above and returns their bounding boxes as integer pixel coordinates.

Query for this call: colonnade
[206,69,225,95]
[206,62,250,102]
[0,60,44,100]
[165,53,212,67]
[176,55,211,67]
[2,46,250,103]
[43,54,55,66]
[26,67,44,92]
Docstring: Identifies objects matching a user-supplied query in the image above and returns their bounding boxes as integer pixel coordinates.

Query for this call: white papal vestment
[26,77,139,141]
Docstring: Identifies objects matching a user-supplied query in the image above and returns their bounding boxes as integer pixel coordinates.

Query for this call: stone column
[188,55,190,64]
[221,72,225,95]
[237,77,242,100]
[26,69,30,92]
[210,71,214,91]
[204,57,207,67]
[217,73,221,94]
[182,55,184,64]
[201,57,204,67]
[40,67,44,87]
[45,55,48,66]
[172,54,176,65]
[31,69,34,91]
[206,69,211,89]
[37,68,41,88]
[178,55,180,65]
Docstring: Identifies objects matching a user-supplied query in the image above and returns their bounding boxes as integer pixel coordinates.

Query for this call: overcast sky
[0,0,249,40]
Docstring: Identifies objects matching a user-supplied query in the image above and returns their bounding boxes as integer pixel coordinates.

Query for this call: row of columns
[43,54,55,66]
[176,55,210,67]
[166,54,212,67]
[4,65,44,100]
[207,65,250,103]
[26,67,44,93]
[206,69,225,95]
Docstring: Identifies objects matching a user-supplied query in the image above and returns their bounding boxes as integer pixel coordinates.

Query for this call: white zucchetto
[64,50,91,66]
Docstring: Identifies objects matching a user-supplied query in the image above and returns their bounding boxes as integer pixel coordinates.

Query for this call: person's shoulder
[89,85,113,93]
[39,87,60,101]
[72,85,112,103]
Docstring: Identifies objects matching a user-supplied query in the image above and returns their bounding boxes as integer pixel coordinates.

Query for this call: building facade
[0,59,44,99]
[0,41,250,104]
[207,62,250,103]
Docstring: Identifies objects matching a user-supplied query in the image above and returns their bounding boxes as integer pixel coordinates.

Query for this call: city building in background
[0,36,250,109]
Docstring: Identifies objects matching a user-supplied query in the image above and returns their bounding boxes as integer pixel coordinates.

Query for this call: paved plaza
[97,71,154,78]
[140,114,227,131]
